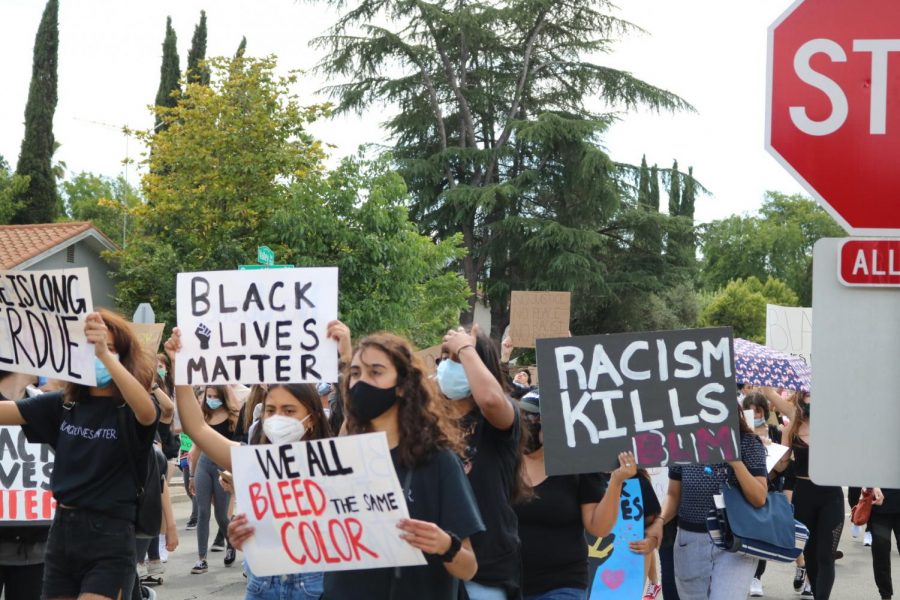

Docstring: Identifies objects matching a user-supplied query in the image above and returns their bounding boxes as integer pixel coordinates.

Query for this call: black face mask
[525,420,542,453]
[349,381,398,421]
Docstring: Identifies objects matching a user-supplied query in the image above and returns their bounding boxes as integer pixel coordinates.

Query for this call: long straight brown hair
[64,308,154,404]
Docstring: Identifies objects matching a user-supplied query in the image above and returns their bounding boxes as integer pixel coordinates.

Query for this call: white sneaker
[865,531,873,546]
[800,580,814,598]
[158,537,169,563]
[852,524,862,538]
[147,561,165,577]
[136,562,148,578]
[750,577,764,597]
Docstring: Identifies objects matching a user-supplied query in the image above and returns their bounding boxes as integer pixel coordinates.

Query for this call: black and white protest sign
[536,327,739,475]
[175,268,339,385]
[231,432,425,576]
[0,426,55,524]
[0,268,96,386]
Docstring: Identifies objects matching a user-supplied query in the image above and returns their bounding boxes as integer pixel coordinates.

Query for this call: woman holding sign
[314,324,485,599]
[0,309,159,600]
[648,412,768,600]
[164,329,332,599]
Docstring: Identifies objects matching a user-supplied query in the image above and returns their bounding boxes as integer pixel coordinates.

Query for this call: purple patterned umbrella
[734,338,811,393]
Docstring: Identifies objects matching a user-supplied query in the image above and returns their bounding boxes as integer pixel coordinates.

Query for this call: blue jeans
[525,587,585,600]
[245,563,323,600]
[465,580,507,600]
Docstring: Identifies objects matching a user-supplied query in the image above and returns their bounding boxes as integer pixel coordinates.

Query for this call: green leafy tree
[154,17,181,132]
[700,192,845,304]
[186,11,210,85]
[0,156,29,224]
[311,0,692,336]
[61,172,142,244]
[12,0,59,224]
[700,276,799,343]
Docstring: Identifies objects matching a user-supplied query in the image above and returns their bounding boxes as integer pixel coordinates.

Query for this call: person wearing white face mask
[164,327,332,599]
[438,325,528,600]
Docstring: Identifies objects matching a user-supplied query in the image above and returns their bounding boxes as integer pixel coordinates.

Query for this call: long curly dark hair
[342,332,464,469]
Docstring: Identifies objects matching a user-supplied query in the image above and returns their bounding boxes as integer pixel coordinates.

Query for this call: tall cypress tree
[186,11,210,85]
[235,36,247,59]
[668,159,681,217]
[154,17,181,132]
[649,165,660,213]
[12,0,59,224]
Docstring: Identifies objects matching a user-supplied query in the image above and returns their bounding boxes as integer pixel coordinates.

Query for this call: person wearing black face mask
[320,323,485,600]
[514,390,658,599]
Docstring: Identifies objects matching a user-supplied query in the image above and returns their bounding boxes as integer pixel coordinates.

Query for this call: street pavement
[159,470,899,599]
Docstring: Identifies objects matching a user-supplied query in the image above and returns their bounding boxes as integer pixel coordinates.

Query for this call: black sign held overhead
[536,327,740,475]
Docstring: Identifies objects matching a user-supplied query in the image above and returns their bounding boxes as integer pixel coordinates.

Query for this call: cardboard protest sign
[586,478,644,599]
[0,268,96,386]
[131,323,166,357]
[536,327,739,474]
[231,432,426,576]
[414,344,443,376]
[509,291,571,348]
[175,268,338,385]
[765,304,812,365]
[0,426,55,524]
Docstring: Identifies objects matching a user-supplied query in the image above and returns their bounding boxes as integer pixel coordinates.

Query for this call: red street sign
[767,0,900,235]
[838,238,900,286]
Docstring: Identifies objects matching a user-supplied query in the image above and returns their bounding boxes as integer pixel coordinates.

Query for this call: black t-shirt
[16,392,159,522]
[459,403,522,590]
[515,473,606,595]
[323,447,485,600]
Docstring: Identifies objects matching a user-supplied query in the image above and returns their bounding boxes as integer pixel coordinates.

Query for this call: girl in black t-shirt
[1,309,159,600]
[321,322,484,600]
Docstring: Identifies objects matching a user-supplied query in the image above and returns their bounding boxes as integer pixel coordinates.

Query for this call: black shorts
[43,508,136,599]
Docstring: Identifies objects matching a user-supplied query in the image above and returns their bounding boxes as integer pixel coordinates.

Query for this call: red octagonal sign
[767,0,900,235]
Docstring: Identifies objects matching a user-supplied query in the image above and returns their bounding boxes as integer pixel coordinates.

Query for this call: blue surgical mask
[754,417,766,428]
[94,355,118,389]
[206,396,223,410]
[436,359,471,401]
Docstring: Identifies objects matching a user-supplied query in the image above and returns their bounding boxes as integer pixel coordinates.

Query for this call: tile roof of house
[0,222,114,270]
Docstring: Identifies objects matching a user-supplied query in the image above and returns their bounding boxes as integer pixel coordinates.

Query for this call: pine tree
[154,17,180,132]
[668,159,681,217]
[186,11,210,85]
[649,165,660,213]
[12,0,59,224]
[235,36,247,59]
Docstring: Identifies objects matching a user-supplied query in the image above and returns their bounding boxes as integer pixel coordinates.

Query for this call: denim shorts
[43,508,136,599]
[245,562,323,600]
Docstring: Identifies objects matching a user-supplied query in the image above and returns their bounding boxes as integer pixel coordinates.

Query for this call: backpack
[118,407,162,538]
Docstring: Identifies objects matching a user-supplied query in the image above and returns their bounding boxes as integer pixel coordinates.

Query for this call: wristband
[457,344,476,355]
[440,532,462,562]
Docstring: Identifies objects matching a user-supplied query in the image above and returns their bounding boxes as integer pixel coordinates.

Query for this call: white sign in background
[175,268,339,385]
[0,425,55,523]
[765,304,812,366]
[0,268,96,386]
[231,432,426,576]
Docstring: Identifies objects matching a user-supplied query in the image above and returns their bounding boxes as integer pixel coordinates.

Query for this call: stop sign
[767,0,900,235]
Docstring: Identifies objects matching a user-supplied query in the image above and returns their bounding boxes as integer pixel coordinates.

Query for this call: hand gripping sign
[231,432,426,576]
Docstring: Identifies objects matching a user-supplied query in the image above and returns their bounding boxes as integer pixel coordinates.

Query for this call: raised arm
[164,328,238,470]
[582,452,638,538]
[86,313,157,426]
[444,325,514,431]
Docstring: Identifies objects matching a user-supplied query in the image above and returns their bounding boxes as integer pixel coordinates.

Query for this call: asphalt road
[159,476,897,599]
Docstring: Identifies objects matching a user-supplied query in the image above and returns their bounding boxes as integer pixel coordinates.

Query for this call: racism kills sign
[536,327,740,475]
[231,432,426,576]
[175,268,339,385]
[0,268,96,386]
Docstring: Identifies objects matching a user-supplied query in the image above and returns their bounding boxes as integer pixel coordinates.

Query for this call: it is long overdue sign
[536,327,739,474]
[175,268,338,384]
[0,268,95,385]
[232,433,425,576]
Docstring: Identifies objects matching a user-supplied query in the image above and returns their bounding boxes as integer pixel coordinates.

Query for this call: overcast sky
[0,0,806,225]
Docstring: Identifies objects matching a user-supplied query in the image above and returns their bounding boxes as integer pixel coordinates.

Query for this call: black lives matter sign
[175,268,339,385]
[536,327,739,475]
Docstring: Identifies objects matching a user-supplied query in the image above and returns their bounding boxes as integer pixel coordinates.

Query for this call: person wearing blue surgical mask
[439,325,529,600]
[186,385,245,575]
[0,309,159,600]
